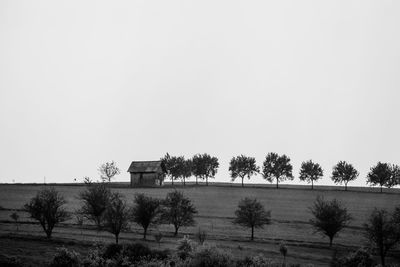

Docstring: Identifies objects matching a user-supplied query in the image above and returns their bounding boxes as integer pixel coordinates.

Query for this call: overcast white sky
[0,1,399,186]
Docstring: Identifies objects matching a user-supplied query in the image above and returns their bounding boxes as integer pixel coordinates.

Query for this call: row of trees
[162,153,400,191]
[23,186,400,266]
[232,196,400,266]
[24,185,197,243]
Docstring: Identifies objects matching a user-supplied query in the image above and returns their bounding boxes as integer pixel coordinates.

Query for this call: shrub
[0,254,24,267]
[189,245,234,267]
[331,248,375,267]
[102,243,123,260]
[177,235,195,260]
[49,247,80,267]
[122,243,152,262]
[195,228,207,245]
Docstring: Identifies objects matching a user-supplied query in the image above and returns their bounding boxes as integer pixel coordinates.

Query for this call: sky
[0,1,399,186]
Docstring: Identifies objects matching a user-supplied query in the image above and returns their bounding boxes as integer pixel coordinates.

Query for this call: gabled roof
[127,161,164,173]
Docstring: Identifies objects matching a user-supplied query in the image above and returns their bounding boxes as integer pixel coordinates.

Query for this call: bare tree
[131,193,162,239]
[262,152,293,189]
[299,160,323,190]
[364,208,400,266]
[103,192,130,244]
[24,188,69,239]
[98,161,120,183]
[161,190,197,236]
[229,155,259,187]
[309,196,351,247]
[233,197,271,241]
[331,161,359,191]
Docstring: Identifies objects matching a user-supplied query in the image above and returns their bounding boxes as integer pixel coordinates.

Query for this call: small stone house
[127,161,165,187]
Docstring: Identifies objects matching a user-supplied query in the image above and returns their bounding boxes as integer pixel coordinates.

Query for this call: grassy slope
[0,183,399,266]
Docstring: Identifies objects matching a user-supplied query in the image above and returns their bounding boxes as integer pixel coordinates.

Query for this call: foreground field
[0,183,399,266]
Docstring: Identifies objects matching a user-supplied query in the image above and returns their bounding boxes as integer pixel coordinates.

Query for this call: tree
[233,197,271,241]
[161,154,183,186]
[366,162,392,193]
[262,152,293,189]
[177,158,192,186]
[131,193,162,239]
[161,190,197,236]
[229,155,259,187]
[98,161,120,183]
[388,164,400,188]
[192,154,219,186]
[24,188,69,239]
[299,160,323,190]
[309,196,351,247]
[364,208,400,266]
[10,211,19,232]
[103,192,130,244]
[78,183,111,229]
[331,161,359,191]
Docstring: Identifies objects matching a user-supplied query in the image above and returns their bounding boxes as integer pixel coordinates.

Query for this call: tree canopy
[131,193,162,239]
[229,155,259,187]
[233,197,271,240]
[366,162,393,193]
[103,192,130,244]
[192,153,219,185]
[262,152,293,188]
[331,161,359,191]
[299,160,323,189]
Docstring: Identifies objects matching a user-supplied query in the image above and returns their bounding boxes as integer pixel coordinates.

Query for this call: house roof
[127,161,164,173]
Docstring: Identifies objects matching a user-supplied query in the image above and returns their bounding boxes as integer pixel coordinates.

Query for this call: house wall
[130,172,161,187]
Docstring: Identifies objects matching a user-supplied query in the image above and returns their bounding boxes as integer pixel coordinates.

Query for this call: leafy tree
[364,208,400,266]
[98,161,120,183]
[24,188,69,239]
[78,183,111,229]
[232,197,271,241]
[131,193,162,239]
[161,154,183,186]
[10,211,19,232]
[299,160,323,190]
[331,161,359,191]
[262,152,293,189]
[103,192,130,244]
[229,155,259,187]
[388,164,400,188]
[192,154,219,185]
[366,162,393,193]
[161,190,197,236]
[309,196,351,247]
[177,158,192,186]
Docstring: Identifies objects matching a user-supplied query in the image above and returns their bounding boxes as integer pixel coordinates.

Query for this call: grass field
[0,183,399,266]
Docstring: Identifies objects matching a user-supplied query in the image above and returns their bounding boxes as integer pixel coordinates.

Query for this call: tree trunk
[206,177,208,186]
[196,176,198,185]
[183,177,185,186]
[380,185,383,193]
[311,180,314,190]
[251,226,254,241]
[172,178,174,186]
[345,182,348,191]
[276,178,279,189]
[115,234,119,244]
[380,247,385,266]
[241,177,244,187]
[329,237,333,247]
[46,230,52,239]
[174,226,179,237]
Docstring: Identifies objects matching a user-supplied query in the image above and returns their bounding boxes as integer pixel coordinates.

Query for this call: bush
[122,243,152,262]
[0,254,24,267]
[102,243,123,260]
[189,245,234,267]
[49,247,80,267]
[331,248,375,267]
[177,235,195,260]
